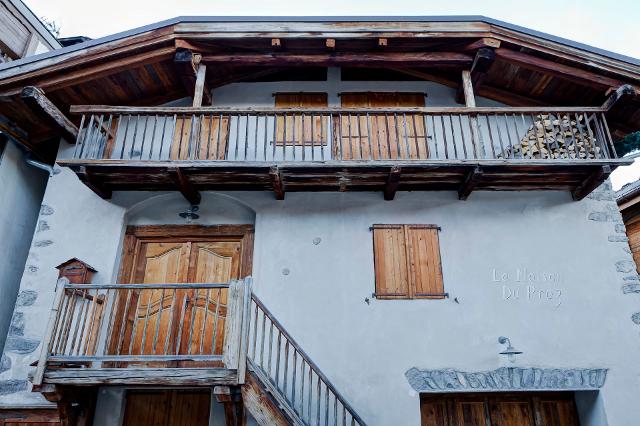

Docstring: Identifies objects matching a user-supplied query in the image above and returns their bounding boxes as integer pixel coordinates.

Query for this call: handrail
[70,104,609,114]
[248,294,367,426]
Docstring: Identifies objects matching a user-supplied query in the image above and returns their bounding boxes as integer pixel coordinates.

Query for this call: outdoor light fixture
[179,205,200,223]
[498,336,523,363]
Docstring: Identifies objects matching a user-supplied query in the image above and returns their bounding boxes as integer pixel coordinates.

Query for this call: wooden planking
[242,372,291,426]
[43,367,237,385]
[0,409,60,426]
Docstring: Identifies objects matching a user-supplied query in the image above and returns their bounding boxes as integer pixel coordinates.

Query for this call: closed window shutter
[373,225,410,299]
[406,225,444,299]
[373,224,444,299]
[275,92,328,145]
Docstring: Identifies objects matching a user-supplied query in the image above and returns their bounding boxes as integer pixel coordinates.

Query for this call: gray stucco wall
[0,142,47,357]
[1,78,638,424]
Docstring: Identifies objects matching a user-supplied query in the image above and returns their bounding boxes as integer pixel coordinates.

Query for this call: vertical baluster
[118,115,130,159]
[198,288,211,355]
[147,115,158,160]
[73,115,86,159]
[300,361,306,419]
[127,292,144,356]
[275,331,282,385]
[334,396,338,426]
[440,115,449,160]
[60,288,80,355]
[393,112,403,159]
[301,112,306,161]
[158,115,170,160]
[215,113,224,160]
[519,114,533,159]
[233,113,241,160]
[163,289,178,355]
[52,290,71,354]
[138,288,154,355]
[205,114,214,160]
[263,114,268,161]
[448,114,458,159]
[317,372,321,426]
[402,113,411,159]
[429,115,439,159]
[283,112,288,161]
[115,289,133,355]
[494,114,507,158]
[509,113,523,159]
[356,112,366,159]
[538,113,554,160]
[267,321,274,377]
[139,115,149,160]
[185,291,199,355]
[586,113,603,159]
[320,113,326,161]
[483,115,497,159]
[94,115,106,159]
[69,289,88,355]
[84,289,104,356]
[73,289,93,355]
[375,113,383,159]
[283,340,290,397]
[291,349,297,410]
[334,113,341,161]
[311,113,315,162]
[152,288,166,354]
[244,113,250,161]
[211,289,221,354]
[384,114,393,159]
[411,113,421,159]
[325,382,329,426]
[259,309,266,367]
[103,288,120,355]
[250,303,258,359]
[343,404,346,426]
[458,114,468,159]
[600,113,616,159]
[174,294,189,355]
[129,114,141,159]
[308,364,313,424]
[574,113,591,159]
[272,113,278,161]
[347,112,354,159]
[253,114,259,162]
[78,115,94,159]
[366,112,374,160]
[197,113,206,160]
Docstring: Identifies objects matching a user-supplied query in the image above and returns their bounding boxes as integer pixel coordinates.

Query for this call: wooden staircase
[242,295,366,426]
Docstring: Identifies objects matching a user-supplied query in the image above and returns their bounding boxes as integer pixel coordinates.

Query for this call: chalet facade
[0,16,639,426]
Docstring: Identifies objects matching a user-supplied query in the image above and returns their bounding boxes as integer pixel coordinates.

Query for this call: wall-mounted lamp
[179,205,200,223]
[498,336,523,363]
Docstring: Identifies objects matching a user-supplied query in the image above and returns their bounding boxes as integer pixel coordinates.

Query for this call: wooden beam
[378,38,388,48]
[384,166,401,200]
[242,373,290,426]
[456,48,496,104]
[269,166,285,200]
[572,166,611,201]
[462,37,501,51]
[44,368,238,385]
[601,84,637,111]
[21,86,78,143]
[495,48,628,90]
[325,38,336,50]
[458,166,483,200]
[169,167,201,205]
[174,48,212,105]
[202,52,473,68]
[76,166,112,199]
[271,38,281,48]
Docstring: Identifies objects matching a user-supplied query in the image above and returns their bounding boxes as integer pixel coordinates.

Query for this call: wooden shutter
[171,116,230,160]
[337,92,427,160]
[372,224,444,299]
[626,219,640,273]
[275,93,328,146]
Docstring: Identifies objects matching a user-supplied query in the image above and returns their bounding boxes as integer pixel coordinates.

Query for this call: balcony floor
[43,367,238,386]
[58,158,632,200]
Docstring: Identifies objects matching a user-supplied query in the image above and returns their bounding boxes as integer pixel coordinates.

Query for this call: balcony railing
[70,106,617,162]
[33,278,252,386]
[60,105,631,200]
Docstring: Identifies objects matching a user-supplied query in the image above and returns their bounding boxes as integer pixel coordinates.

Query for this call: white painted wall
[0,142,47,355]
[1,78,637,425]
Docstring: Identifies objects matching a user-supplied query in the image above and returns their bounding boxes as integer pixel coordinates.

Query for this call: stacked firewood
[500,114,600,160]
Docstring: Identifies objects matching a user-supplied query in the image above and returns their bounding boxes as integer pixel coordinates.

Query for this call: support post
[269,166,285,200]
[174,49,212,105]
[384,166,401,201]
[572,166,611,201]
[192,62,207,108]
[458,166,483,200]
[21,86,79,143]
[214,386,244,426]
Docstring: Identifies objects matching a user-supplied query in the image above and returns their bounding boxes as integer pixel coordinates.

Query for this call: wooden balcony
[58,105,633,201]
[33,279,252,387]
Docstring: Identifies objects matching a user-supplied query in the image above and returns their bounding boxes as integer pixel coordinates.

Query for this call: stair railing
[247,295,366,426]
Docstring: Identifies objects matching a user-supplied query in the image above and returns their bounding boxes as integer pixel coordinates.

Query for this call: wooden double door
[123,389,211,426]
[110,226,253,361]
[421,393,580,426]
